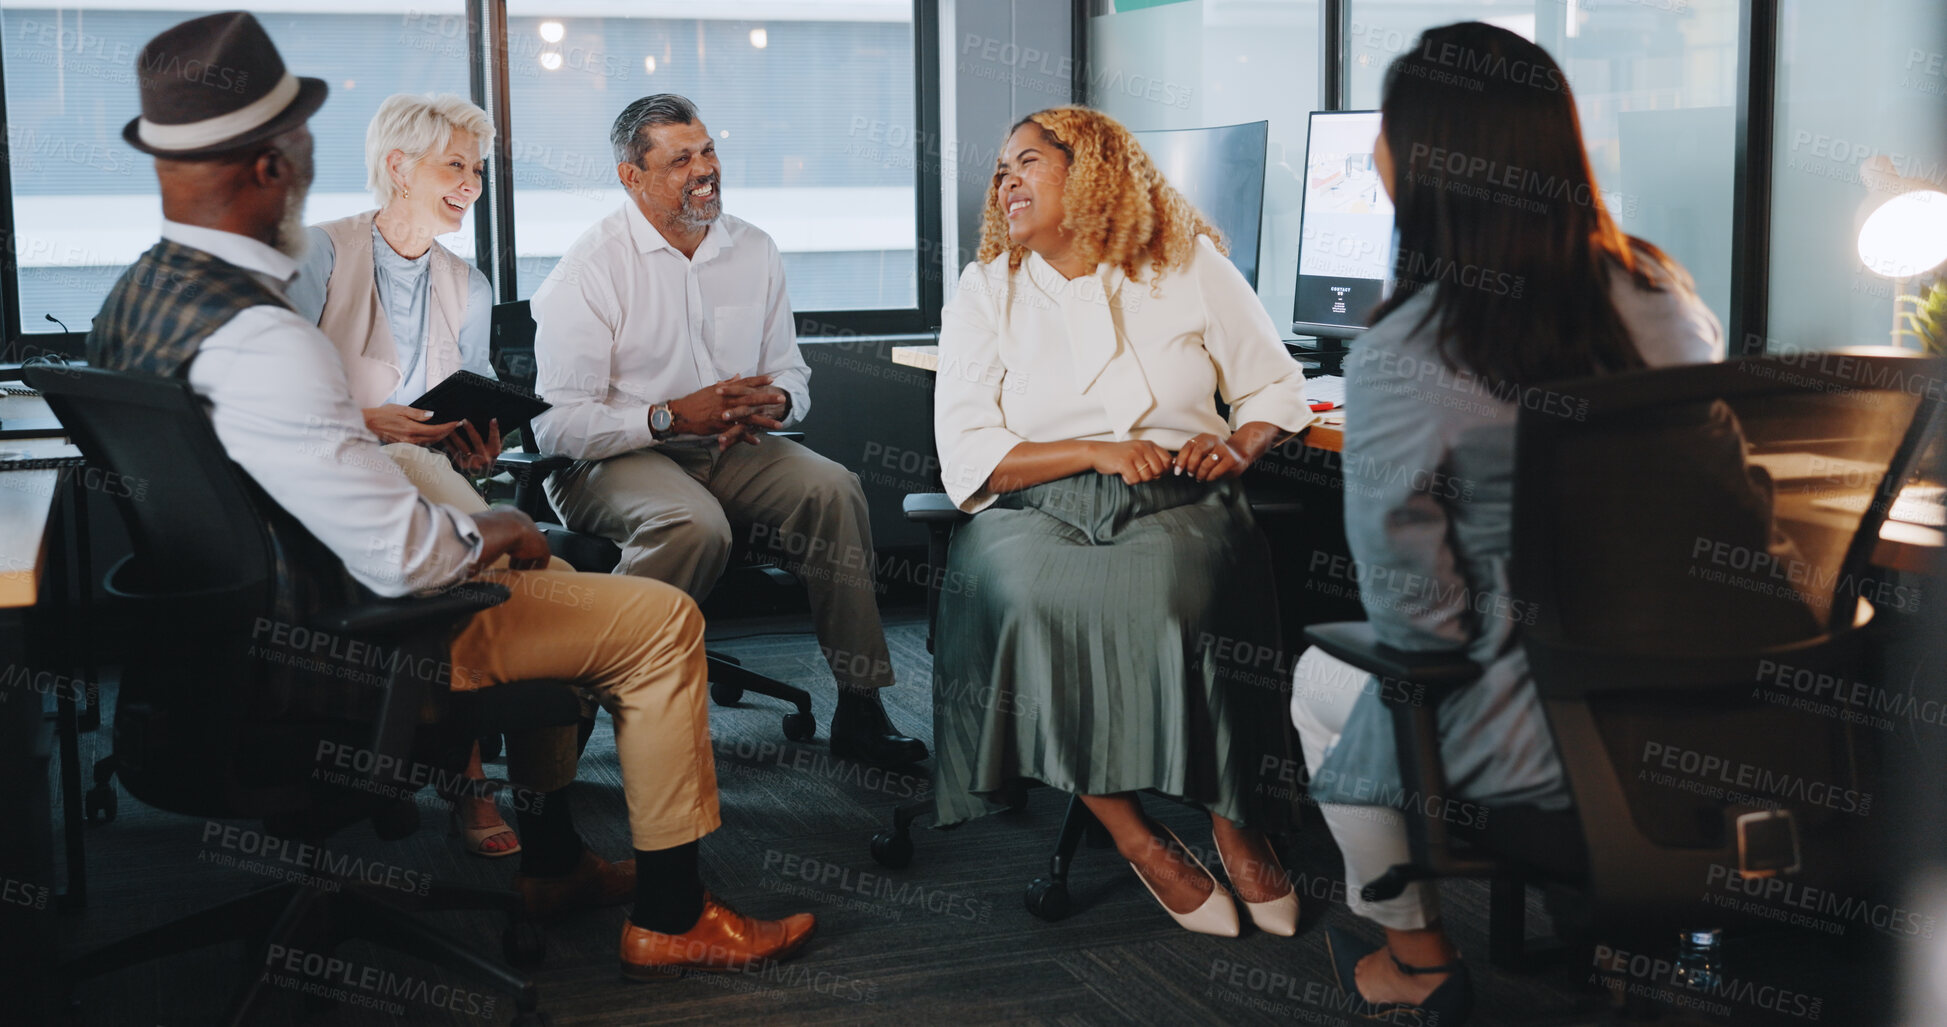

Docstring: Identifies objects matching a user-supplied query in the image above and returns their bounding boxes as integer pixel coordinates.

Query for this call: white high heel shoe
[1127,824,1239,937]
[1216,842,1299,937]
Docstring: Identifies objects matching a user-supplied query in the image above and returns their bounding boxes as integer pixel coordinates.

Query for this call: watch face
[652,406,673,431]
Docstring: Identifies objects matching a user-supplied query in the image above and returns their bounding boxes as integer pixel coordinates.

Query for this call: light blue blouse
[1312,268,1725,810]
[289,221,496,406]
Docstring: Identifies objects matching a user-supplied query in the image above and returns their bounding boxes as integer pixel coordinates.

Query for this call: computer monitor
[1133,121,1269,290]
[1292,110,1394,339]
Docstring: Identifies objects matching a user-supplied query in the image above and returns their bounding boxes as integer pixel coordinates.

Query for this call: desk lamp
[1857,187,1947,352]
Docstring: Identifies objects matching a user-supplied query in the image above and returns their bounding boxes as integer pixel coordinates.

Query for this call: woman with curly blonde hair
[932,106,1316,937]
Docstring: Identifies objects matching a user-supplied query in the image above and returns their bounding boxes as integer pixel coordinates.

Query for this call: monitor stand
[1287,336,1350,376]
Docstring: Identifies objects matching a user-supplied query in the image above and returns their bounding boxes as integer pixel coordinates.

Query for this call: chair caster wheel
[85,785,116,823]
[502,921,547,967]
[782,712,816,742]
[870,830,913,869]
[1025,878,1071,921]
[710,681,744,707]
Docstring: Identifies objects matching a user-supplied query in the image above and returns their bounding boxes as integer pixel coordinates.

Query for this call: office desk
[887,344,1940,571]
[887,344,1347,452]
[0,405,92,911]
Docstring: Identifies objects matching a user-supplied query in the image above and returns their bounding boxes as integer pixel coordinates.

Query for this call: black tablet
[409,370,550,439]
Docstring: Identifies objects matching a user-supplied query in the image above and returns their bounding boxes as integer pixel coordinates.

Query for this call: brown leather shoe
[618,892,816,979]
[513,849,635,919]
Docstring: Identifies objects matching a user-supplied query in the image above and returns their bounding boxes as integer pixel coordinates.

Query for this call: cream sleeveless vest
[314,209,470,408]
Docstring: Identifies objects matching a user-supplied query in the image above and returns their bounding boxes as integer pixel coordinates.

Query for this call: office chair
[873,487,1308,921]
[489,301,815,741]
[1301,352,1942,969]
[29,367,574,1025]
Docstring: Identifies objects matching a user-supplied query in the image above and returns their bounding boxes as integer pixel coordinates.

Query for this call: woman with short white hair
[291,93,533,858]
[291,91,501,487]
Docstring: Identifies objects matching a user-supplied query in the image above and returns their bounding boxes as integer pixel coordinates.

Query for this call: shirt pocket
[709,303,764,378]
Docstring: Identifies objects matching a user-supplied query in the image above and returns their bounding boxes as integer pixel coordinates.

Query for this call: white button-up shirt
[168,220,484,596]
[529,203,809,460]
[936,235,1315,512]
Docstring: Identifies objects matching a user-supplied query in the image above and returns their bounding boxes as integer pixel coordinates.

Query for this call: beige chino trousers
[383,443,720,851]
[546,436,898,694]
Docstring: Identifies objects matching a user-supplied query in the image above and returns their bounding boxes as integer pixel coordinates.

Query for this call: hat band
[137,72,299,152]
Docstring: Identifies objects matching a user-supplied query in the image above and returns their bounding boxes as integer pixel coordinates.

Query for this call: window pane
[1345,1,1739,331]
[503,1,916,311]
[1768,0,1947,354]
[1,2,472,334]
[1088,0,1320,337]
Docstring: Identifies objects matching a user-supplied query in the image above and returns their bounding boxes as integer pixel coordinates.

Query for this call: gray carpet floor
[47,610,1879,1026]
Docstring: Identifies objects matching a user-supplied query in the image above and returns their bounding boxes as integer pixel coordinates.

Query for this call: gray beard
[272,181,311,260]
[668,187,722,232]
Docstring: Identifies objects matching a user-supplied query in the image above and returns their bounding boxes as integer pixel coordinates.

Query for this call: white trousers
[1289,646,1441,931]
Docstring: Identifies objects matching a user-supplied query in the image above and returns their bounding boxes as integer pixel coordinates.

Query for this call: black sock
[514,788,584,878]
[628,841,706,934]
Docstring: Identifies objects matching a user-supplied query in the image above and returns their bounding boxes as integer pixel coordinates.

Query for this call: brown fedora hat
[121,11,327,159]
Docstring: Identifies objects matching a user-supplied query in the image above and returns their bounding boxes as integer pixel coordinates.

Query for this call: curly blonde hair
[978,106,1225,283]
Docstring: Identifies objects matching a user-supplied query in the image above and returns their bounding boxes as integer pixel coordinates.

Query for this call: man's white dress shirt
[167,220,483,596]
[529,203,809,460]
[936,235,1315,512]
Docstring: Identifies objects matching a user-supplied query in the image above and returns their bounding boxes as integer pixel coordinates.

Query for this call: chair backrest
[1514,353,1939,650]
[1508,352,1941,922]
[28,366,277,599]
[491,300,545,454]
[26,366,365,816]
[491,300,538,391]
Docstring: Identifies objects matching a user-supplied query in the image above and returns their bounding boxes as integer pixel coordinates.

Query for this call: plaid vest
[88,238,373,721]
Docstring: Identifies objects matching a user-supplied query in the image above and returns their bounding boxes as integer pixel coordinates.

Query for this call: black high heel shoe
[1325,925,1474,1026]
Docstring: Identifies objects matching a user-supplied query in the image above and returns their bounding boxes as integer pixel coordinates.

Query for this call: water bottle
[1672,928,1722,992]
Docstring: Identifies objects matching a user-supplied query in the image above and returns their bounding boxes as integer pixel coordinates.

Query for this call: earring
[403,186,410,199]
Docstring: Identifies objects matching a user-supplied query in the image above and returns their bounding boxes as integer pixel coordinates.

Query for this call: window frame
[0,0,1783,354]
[468,0,942,336]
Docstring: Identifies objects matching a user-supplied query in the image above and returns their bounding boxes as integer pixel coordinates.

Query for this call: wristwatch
[649,402,675,438]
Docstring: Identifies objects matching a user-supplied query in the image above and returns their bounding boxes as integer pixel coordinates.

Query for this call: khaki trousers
[546,436,897,693]
[384,444,718,850]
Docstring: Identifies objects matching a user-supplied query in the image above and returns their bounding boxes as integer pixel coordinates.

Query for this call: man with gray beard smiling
[533,93,927,769]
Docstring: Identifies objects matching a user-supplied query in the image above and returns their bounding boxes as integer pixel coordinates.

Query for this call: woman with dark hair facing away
[1289,21,1724,1023]
[934,106,1316,937]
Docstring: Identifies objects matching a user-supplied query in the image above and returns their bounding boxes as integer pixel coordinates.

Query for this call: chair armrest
[1302,621,1481,690]
[903,492,971,525]
[771,430,804,443]
[494,450,575,478]
[317,583,511,638]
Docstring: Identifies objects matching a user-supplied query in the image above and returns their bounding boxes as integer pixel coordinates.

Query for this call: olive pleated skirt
[931,472,1292,830]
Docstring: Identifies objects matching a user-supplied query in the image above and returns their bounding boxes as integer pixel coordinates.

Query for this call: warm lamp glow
[1858,189,1947,279]
[644,55,657,74]
[749,27,768,49]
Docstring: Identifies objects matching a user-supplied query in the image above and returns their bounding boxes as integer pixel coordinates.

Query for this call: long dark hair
[1372,21,1686,388]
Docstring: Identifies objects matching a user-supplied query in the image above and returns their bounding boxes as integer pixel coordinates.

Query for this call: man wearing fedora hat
[86,11,814,978]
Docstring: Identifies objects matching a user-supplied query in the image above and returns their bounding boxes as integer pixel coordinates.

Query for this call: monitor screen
[1292,110,1394,338]
[1133,121,1269,290]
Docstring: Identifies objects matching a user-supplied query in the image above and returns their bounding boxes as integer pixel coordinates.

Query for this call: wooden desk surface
[889,344,1346,452]
[0,436,81,609]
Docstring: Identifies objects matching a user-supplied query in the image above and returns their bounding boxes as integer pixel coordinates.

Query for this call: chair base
[706,652,816,741]
[869,789,1107,922]
[60,873,545,1025]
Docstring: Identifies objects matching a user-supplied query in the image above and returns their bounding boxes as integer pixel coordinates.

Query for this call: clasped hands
[1091,430,1263,486]
[665,373,791,451]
